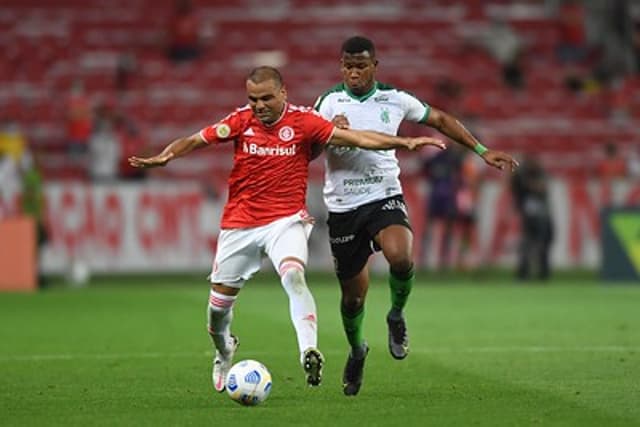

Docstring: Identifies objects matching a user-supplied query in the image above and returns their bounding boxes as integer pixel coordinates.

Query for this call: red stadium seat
[1,1,638,180]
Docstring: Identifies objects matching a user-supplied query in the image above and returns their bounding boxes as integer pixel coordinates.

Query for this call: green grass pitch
[1,272,639,426]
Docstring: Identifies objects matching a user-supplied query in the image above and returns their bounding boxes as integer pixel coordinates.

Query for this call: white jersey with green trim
[314,81,431,212]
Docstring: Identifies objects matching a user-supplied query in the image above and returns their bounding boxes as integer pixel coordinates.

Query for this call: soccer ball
[67,259,90,287]
[226,359,272,406]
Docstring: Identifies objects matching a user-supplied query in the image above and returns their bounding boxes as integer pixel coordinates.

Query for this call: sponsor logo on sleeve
[216,124,231,138]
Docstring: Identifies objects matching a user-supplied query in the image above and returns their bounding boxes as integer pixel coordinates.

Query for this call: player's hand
[404,137,446,151]
[481,150,519,172]
[332,114,350,129]
[128,153,173,168]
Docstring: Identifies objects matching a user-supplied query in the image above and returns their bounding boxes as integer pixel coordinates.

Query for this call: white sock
[279,261,318,363]
[207,289,236,356]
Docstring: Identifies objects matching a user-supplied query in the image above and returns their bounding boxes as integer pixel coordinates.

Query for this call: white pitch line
[413,346,640,354]
[0,346,637,362]
[0,351,210,362]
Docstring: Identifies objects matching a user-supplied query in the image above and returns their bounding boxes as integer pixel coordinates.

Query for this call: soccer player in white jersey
[129,66,444,393]
[314,37,518,396]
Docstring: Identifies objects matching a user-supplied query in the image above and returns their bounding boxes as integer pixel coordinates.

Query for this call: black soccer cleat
[303,348,324,387]
[342,343,369,396]
[387,313,409,360]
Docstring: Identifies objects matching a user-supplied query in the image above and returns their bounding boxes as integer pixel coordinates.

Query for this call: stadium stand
[1,0,639,184]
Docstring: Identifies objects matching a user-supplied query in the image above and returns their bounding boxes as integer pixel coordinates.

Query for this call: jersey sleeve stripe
[325,126,337,144]
[419,104,431,123]
[199,129,213,144]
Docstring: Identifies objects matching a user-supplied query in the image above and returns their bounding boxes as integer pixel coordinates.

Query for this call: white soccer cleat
[212,335,239,392]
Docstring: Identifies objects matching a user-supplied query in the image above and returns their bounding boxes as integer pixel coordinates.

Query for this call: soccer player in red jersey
[129,66,444,392]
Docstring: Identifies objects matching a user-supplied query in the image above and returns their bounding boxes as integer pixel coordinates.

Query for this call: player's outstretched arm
[128,132,207,168]
[329,127,445,151]
[425,108,518,171]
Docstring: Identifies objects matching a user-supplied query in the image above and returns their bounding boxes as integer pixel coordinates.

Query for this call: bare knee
[211,283,240,296]
[343,294,365,311]
[377,225,414,273]
[340,279,367,313]
[386,251,413,274]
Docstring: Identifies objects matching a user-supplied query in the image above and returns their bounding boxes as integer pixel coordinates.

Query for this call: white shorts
[209,210,313,288]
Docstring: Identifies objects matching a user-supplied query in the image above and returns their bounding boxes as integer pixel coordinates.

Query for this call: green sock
[341,304,365,350]
[389,266,414,315]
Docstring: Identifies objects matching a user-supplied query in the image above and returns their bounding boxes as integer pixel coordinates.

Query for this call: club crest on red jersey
[278,126,295,142]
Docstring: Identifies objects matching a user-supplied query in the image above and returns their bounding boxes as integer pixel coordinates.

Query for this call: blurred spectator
[0,118,26,163]
[600,0,635,77]
[608,77,634,122]
[0,119,27,218]
[66,79,93,162]
[563,71,586,93]
[115,117,147,181]
[115,49,137,92]
[555,0,588,64]
[88,103,121,182]
[510,155,554,281]
[19,151,49,288]
[0,129,48,287]
[596,141,627,179]
[480,18,525,89]
[595,142,627,207]
[422,145,464,270]
[166,0,201,63]
[451,148,481,270]
[434,77,463,105]
[0,151,21,218]
[628,144,640,177]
